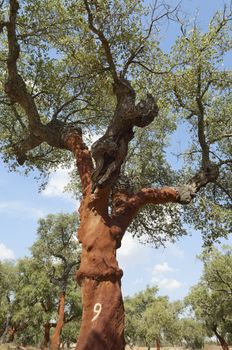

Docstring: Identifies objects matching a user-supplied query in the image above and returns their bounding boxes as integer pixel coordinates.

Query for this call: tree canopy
[186,246,232,350]
[0,212,82,347]
[0,0,231,246]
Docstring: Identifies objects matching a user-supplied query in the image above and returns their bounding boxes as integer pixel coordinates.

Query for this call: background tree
[178,318,206,349]
[124,286,181,349]
[0,261,17,343]
[0,1,231,349]
[30,213,81,350]
[0,213,82,348]
[186,246,232,350]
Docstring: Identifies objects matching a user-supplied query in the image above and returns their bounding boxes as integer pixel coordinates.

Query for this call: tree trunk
[156,338,161,350]
[0,314,11,344]
[213,327,229,350]
[75,190,125,350]
[41,321,51,349]
[50,292,66,350]
[76,278,125,350]
[7,326,16,343]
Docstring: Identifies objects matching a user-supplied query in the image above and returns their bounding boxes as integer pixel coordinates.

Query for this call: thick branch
[5,0,41,130]
[13,120,93,192]
[91,78,158,191]
[3,1,93,191]
[112,187,179,229]
[112,165,220,226]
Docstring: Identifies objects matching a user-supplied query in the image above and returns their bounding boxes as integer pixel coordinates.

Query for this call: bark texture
[42,322,51,349]
[50,293,65,350]
[75,187,126,350]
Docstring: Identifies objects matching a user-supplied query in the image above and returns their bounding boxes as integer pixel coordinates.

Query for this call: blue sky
[0,0,231,302]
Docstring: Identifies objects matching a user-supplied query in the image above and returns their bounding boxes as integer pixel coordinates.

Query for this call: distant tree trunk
[213,327,229,350]
[7,325,16,343]
[75,189,125,350]
[156,338,161,350]
[50,292,65,350]
[0,314,11,344]
[41,321,51,349]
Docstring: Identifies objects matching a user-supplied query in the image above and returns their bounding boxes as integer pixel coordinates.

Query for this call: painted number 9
[91,303,102,322]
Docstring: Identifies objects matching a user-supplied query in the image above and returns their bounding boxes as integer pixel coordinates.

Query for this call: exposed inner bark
[50,292,65,350]
[75,187,126,350]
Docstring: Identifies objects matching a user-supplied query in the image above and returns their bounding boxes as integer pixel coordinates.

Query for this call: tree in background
[0,1,231,348]
[124,286,181,350]
[31,213,81,350]
[15,255,82,349]
[0,213,82,348]
[0,261,18,343]
[178,318,206,349]
[14,257,58,347]
[186,246,232,350]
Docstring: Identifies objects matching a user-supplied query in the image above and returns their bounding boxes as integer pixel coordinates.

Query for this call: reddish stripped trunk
[75,189,125,350]
[50,292,65,350]
[156,338,161,350]
[213,328,229,350]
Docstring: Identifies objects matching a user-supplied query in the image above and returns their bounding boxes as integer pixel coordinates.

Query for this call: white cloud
[0,201,44,219]
[118,233,142,259]
[42,167,74,201]
[0,243,15,260]
[152,277,183,290]
[151,261,183,291]
[153,262,173,274]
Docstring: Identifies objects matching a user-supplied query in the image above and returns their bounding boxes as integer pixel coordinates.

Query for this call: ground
[1,344,231,350]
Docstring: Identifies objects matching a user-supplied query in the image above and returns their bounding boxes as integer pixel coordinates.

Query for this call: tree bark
[0,314,11,344]
[213,327,229,350]
[156,338,161,350]
[41,321,51,349]
[50,292,65,350]
[75,189,125,350]
[7,325,16,343]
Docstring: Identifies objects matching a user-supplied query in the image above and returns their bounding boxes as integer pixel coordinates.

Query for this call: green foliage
[186,246,232,343]
[178,318,206,349]
[124,286,181,348]
[0,212,82,346]
[0,0,231,245]
[0,261,17,340]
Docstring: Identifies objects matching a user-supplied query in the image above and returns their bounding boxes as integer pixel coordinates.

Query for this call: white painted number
[91,303,102,322]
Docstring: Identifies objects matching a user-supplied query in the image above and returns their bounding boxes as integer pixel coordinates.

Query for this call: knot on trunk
[176,164,219,204]
[190,164,219,189]
[91,130,134,191]
[175,185,196,204]
[135,94,159,127]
